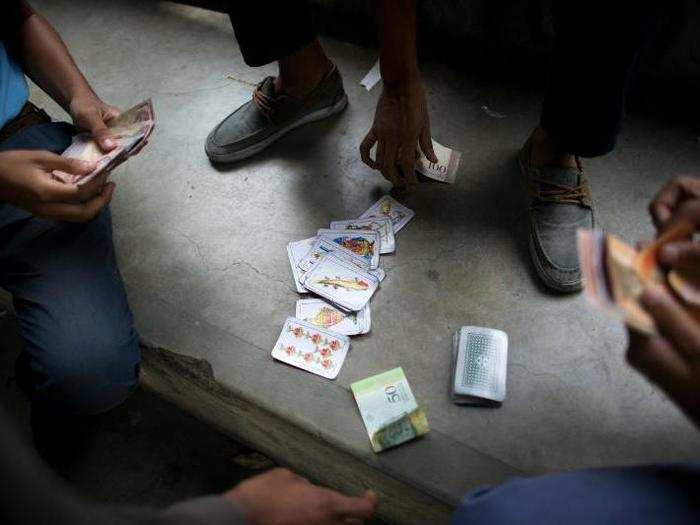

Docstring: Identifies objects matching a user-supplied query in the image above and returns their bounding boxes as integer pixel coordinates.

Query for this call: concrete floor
[13,0,700,522]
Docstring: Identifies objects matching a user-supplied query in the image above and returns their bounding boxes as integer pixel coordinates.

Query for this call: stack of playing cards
[451,326,508,406]
[274,196,415,379]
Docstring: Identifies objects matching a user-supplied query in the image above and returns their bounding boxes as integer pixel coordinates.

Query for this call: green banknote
[351,367,429,452]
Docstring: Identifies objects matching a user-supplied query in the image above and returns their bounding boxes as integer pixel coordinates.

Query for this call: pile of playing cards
[451,326,508,406]
[272,195,415,379]
[351,367,429,452]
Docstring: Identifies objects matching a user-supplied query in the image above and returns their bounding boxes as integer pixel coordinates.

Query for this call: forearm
[375,0,419,89]
[14,10,95,111]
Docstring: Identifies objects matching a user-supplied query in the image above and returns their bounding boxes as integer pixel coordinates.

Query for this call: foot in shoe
[205,61,347,164]
[519,127,595,293]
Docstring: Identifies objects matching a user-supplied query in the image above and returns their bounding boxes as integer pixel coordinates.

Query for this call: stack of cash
[451,326,508,406]
[53,99,155,186]
[351,367,429,453]
[578,221,700,334]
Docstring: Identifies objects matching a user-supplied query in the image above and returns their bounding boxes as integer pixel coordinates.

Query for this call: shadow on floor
[0,310,388,522]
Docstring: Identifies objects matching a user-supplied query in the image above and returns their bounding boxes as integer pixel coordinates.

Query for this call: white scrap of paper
[360,60,382,91]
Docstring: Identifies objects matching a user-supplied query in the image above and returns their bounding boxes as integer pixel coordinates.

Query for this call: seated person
[453,176,700,524]
[0,2,137,439]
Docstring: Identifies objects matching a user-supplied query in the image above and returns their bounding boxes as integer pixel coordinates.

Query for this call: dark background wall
[178,0,700,86]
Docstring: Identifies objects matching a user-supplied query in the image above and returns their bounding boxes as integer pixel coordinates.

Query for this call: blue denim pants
[0,122,140,416]
[452,463,700,524]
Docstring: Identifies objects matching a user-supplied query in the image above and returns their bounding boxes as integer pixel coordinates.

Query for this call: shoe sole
[206,94,349,163]
[518,151,582,293]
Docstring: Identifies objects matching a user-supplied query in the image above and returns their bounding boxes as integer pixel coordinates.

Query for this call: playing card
[286,237,316,293]
[301,253,379,312]
[359,195,414,233]
[271,317,351,379]
[298,239,386,283]
[330,217,395,254]
[316,229,381,269]
[296,298,370,336]
[452,326,508,405]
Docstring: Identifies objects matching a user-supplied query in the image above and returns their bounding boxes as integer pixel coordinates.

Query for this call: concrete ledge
[141,345,456,523]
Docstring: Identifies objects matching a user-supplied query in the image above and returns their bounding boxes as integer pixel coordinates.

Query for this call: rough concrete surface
[6,0,700,522]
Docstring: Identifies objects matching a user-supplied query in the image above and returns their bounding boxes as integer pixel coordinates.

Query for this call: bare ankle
[276,40,332,98]
[530,127,579,169]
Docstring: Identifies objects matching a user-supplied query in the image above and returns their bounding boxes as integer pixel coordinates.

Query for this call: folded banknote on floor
[351,367,429,452]
[53,99,155,186]
[578,221,700,335]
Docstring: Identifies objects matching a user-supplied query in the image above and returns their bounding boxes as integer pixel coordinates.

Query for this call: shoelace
[530,177,590,205]
[252,83,278,121]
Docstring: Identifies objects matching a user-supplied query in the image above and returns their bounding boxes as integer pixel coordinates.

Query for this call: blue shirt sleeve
[0,42,28,130]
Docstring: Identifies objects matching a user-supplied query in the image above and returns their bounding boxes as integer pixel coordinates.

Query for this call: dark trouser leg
[452,464,700,525]
[0,122,140,418]
[540,3,659,157]
[227,0,317,66]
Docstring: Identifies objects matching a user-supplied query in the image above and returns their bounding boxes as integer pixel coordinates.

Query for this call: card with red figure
[271,317,351,379]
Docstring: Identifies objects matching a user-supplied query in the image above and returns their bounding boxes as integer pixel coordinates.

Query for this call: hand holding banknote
[54,99,155,187]
[68,90,122,152]
[578,175,700,335]
[0,150,113,222]
[360,80,437,189]
[650,176,700,270]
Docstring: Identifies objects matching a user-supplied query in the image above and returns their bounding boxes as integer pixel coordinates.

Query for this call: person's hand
[648,175,700,270]
[649,175,700,231]
[627,285,700,428]
[360,78,437,189]
[0,150,114,222]
[68,90,121,152]
[224,468,377,525]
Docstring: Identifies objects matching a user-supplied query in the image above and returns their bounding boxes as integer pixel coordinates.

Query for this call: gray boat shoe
[205,64,348,163]
[518,135,595,293]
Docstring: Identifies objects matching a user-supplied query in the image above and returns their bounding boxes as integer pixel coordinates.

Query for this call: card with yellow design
[301,253,379,312]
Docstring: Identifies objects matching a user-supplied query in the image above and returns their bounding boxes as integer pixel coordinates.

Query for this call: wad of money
[53,99,155,187]
[578,221,700,335]
[351,367,429,453]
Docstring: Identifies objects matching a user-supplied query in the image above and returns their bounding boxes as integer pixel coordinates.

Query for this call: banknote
[369,140,461,184]
[578,220,697,335]
[416,139,461,184]
[53,99,155,186]
[351,367,429,452]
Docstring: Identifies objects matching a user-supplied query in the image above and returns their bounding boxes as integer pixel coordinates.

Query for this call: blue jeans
[0,122,140,416]
[452,463,700,524]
